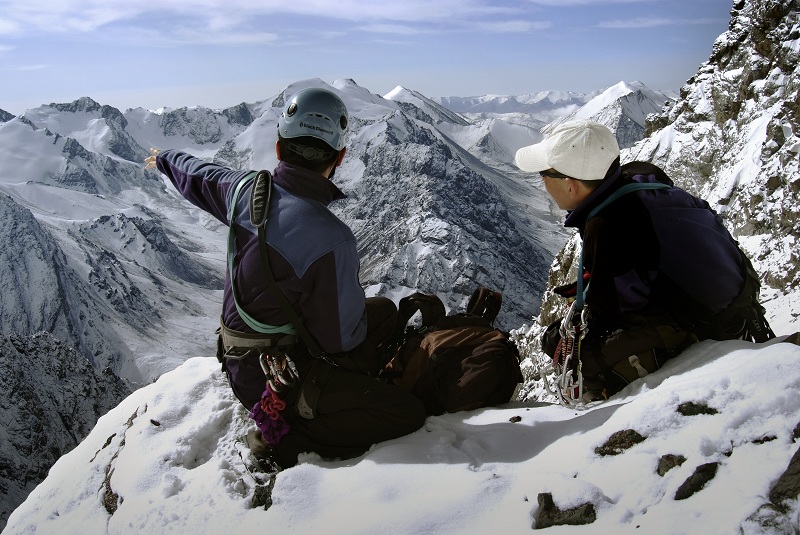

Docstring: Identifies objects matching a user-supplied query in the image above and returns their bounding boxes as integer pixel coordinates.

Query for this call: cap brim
[514,142,551,173]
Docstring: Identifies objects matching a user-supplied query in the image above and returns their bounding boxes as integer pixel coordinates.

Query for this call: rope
[249,384,291,446]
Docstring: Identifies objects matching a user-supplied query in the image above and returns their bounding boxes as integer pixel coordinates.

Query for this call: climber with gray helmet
[145,85,425,471]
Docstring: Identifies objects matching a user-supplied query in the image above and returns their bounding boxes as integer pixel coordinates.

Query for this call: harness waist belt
[220,320,297,354]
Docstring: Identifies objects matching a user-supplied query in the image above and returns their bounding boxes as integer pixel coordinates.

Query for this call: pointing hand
[144,148,160,170]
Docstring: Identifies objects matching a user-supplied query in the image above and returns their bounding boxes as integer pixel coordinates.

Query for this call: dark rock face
[0,333,132,531]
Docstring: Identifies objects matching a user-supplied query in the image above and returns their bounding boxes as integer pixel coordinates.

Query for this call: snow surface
[6,333,800,534]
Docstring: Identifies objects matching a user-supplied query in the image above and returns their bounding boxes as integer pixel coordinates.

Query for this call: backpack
[625,162,774,342]
[382,287,523,416]
[577,161,774,343]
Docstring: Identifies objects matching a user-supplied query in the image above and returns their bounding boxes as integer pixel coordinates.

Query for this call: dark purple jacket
[156,150,368,367]
[565,161,745,334]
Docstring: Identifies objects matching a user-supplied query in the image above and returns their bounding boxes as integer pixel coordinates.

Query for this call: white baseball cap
[514,120,620,181]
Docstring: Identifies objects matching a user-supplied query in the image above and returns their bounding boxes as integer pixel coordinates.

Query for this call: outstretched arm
[145,148,251,224]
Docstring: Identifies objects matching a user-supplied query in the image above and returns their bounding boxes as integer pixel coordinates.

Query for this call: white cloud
[357,23,431,35]
[0,18,21,35]
[0,63,46,71]
[598,16,721,29]
[598,17,673,29]
[473,20,551,33]
[0,0,525,36]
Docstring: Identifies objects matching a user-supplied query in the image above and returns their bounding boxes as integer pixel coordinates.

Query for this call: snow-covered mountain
[0,332,132,532]
[434,90,596,118]
[5,0,799,529]
[0,82,564,386]
[544,81,676,149]
[0,193,132,374]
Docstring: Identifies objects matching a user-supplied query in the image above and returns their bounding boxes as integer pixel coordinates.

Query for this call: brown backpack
[382,288,522,415]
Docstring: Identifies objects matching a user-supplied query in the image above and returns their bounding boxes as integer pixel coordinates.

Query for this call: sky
[0,0,732,115]
[6,333,800,534]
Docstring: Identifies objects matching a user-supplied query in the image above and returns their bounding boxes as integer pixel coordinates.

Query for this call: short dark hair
[278,134,340,174]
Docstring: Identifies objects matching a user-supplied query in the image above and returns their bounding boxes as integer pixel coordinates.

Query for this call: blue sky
[1,0,731,115]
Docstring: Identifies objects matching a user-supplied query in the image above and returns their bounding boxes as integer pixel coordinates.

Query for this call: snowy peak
[0,108,13,122]
[385,85,470,126]
[23,97,146,162]
[544,80,674,148]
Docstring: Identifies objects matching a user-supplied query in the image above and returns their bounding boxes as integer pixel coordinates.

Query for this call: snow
[6,334,800,534]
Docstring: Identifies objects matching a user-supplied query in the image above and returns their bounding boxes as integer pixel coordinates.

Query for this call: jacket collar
[272,161,347,205]
[563,165,625,229]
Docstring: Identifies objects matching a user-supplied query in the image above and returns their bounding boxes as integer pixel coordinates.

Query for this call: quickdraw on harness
[542,274,590,408]
[227,170,326,444]
[543,182,671,408]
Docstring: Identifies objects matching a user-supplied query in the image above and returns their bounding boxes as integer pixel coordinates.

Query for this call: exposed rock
[533,492,596,529]
[768,446,800,508]
[594,429,646,457]
[674,462,719,500]
[657,454,687,476]
[741,503,796,534]
[677,401,719,416]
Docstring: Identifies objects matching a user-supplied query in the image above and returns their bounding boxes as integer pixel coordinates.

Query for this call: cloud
[473,20,551,33]
[0,63,46,71]
[598,17,673,29]
[597,17,721,29]
[0,18,21,35]
[357,23,431,36]
[17,63,46,71]
[0,0,519,34]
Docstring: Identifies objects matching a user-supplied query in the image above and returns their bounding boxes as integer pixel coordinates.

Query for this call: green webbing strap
[227,173,296,335]
[575,181,671,312]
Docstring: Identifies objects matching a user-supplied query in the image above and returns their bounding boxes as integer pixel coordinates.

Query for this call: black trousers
[273,296,426,467]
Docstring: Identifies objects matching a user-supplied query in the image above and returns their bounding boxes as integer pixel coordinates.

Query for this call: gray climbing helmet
[278,87,349,151]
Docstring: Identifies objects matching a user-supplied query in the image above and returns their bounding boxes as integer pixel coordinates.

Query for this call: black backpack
[382,287,523,416]
[578,162,775,343]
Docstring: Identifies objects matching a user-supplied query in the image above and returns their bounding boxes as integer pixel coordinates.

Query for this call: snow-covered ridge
[6,334,800,534]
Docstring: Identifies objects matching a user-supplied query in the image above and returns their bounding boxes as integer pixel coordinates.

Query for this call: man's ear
[566,178,581,198]
[275,140,282,161]
[566,178,590,203]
